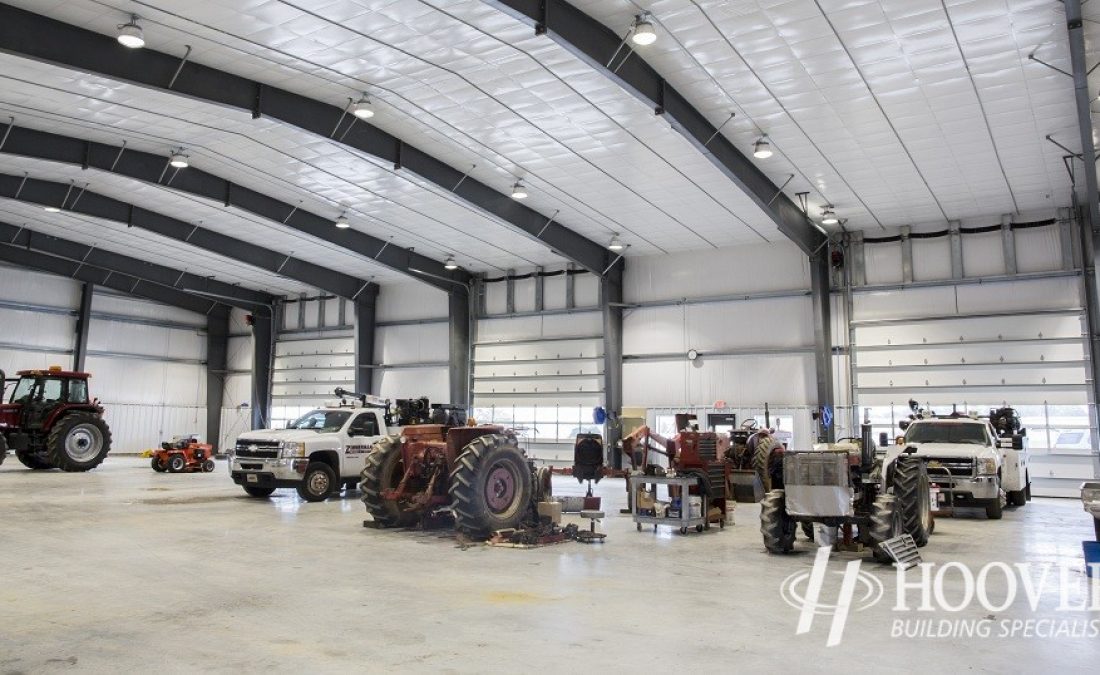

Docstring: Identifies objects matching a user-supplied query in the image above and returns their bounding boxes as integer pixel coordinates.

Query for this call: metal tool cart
[630,473,713,534]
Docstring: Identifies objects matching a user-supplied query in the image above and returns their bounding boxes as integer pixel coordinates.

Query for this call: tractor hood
[238,429,334,444]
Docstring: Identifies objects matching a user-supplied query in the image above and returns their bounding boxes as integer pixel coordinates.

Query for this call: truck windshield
[905,423,988,445]
[287,410,351,432]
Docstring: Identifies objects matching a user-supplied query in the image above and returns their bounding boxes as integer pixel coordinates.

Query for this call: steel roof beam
[0,3,612,276]
[0,220,274,310]
[0,172,376,302]
[484,0,826,256]
[0,124,467,292]
[0,242,222,315]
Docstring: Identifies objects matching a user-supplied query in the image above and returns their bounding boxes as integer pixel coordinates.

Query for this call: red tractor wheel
[448,434,534,540]
[151,455,168,472]
[360,436,420,527]
[202,459,216,473]
[167,454,186,473]
[47,413,112,472]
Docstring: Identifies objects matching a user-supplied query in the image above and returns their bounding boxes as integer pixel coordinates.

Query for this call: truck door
[343,411,381,478]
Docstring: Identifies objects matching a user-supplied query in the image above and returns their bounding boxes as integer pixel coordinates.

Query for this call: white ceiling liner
[0,198,312,297]
[0,0,789,259]
[0,55,555,276]
[571,0,1083,232]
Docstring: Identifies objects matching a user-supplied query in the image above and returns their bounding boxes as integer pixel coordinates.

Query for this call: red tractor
[151,435,215,473]
[359,398,547,540]
[0,367,112,471]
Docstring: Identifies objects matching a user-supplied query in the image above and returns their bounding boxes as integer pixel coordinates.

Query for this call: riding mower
[151,435,215,473]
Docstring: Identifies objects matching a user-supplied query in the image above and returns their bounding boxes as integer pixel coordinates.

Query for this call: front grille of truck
[923,457,975,479]
[235,440,280,459]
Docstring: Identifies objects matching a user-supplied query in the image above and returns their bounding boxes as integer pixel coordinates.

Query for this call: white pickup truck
[229,403,388,501]
[898,416,1029,519]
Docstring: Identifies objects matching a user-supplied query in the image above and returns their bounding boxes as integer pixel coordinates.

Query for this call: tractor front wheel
[752,435,782,492]
[893,455,933,546]
[360,436,419,528]
[202,459,216,473]
[167,455,186,473]
[47,413,111,472]
[297,461,337,502]
[449,434,534,540]
[869,494,903,563]
[151,455,167,472]
[760,489,796,554]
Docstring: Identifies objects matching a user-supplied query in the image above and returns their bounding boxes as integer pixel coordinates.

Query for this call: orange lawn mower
[151,435,216,473]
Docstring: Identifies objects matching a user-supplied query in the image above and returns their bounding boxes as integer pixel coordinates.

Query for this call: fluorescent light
[335,214,350,229]
[632,15,657,45]
[511,182,528,200]
[753,138,772,159]
[117,16,145,49]
[444,256,458,270]
[44,206,61,213]
[169,151,189,169]
[608,235,624,251]
[351,97,374,120]
[822,208,838,225]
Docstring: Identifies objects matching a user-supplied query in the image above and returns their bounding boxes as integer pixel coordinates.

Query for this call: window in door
[347,413,379,437]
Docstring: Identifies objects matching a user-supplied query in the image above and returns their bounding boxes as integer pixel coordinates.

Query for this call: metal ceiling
[0,0,1087,290]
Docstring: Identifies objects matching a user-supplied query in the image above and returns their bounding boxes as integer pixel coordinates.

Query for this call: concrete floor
[1,457,1097,674]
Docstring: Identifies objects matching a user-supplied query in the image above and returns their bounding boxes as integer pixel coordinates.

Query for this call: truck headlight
[977,457,997,475]
[1082,485,1100,505]
[280,441,303,458]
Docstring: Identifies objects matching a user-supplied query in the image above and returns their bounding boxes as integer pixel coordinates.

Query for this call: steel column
[1066,0,1100,478]
[900,225,913,284]
[949,220,964,279]
[448,288,473,407]
[250,310,275,430]
[205,307,229,451]
[354,288,379,395]
[72,281,93,372]
[602,263,624,467]
[1002,214,1017,275]
[850,230,865,287]
[811,252,836,443]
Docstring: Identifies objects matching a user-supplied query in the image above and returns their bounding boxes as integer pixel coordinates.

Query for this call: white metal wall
[837,216,1095,497]
[267,284,450,429]
[0,264,208,454]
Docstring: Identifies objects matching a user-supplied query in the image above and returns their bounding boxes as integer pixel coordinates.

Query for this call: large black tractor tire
[892,456,933,547]
[760,489,797,554]
[151,456,167,472]
[297,461,337,502]
[16,451,53,470]
[243,486,275,498]
[360,435,419,528]
[752,435,782,492]
[167,455,186,473]
[449,434,534,540]
[47,413,111,472]
[869,494,903,563]
[0,434,6,466]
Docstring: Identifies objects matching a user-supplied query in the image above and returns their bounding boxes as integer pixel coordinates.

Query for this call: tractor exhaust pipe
[860,408,874,470]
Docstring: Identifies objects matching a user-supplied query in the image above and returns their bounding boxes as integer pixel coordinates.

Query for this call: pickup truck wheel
[1025,471,1032,501]
[985,494,1003,520]
[244,486,275,498]
[297,462,337,502]
[1007,488,1027,507]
